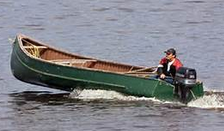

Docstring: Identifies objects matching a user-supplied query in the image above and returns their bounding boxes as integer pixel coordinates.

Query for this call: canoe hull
[10,35,204,103]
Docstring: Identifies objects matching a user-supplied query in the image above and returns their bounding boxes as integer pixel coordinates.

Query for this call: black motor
[174,67,197,103]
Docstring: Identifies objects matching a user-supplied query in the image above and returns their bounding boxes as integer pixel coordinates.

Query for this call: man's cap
[164,48,176,55]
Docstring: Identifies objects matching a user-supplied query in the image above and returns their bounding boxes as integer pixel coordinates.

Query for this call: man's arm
[157,58,167,79]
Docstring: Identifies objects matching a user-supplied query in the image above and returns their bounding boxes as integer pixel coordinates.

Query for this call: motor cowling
[174,67,197,103]
[175,67,197,86]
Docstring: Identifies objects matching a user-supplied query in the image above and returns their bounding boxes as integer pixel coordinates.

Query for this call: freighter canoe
[10,34,204,103]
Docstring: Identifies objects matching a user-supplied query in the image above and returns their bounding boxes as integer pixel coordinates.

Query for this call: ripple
[17,24,45,31]
[93,7,111,12]
[114,30,132,34]
[185,21,212,25]
[53,16,66,20]
[26,16,44,20]
[117,7,134,13]
[0,1,13,6]
[148,8,166,12]
[76,23,94,27]
[133,125,151,129]
[24,24,43,27]
[105,17,118,21]
[148,30,167,35]
[110,0,130,4]
[184,0,206,3]
[134,113,162,118]
[53,13,78,20]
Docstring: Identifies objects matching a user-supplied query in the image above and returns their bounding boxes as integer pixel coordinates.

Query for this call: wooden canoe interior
[20,37,156,77]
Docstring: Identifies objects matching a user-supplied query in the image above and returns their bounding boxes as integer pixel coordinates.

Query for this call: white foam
[69,89,224,110]
[188,94,224,109]
[69,89,162,102]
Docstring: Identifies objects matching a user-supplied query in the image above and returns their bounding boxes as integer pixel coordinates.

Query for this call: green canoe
[10,34,204,103]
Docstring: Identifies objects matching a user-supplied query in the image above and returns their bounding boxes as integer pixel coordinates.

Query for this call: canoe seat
[23,46,48,58]
[49,59,97,67]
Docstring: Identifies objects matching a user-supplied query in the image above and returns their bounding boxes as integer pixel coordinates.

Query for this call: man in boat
[156,48,183,84]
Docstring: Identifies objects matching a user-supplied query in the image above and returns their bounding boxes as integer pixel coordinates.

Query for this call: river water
[1,0,224,131]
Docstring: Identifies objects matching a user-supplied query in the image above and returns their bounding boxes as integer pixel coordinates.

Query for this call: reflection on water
[9,91,181,108]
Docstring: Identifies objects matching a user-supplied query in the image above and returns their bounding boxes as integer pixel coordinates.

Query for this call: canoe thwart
[125,66,157,74]
[23,46,48,49]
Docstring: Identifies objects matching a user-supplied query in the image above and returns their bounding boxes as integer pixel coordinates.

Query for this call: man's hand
[160,74,166,79]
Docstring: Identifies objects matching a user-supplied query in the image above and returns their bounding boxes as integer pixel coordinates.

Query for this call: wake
[187,91,224,109]
[69,89,160,102]
[69,89,224,109]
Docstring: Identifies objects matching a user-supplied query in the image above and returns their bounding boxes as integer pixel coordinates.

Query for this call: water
[1,0,224,130]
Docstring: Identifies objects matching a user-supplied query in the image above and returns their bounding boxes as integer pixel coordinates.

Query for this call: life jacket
[157,57,183,77]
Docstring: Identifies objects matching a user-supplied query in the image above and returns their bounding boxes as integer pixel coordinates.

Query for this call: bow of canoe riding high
[10,34,204,103]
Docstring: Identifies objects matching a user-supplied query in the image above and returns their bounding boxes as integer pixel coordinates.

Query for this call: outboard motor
[174,67,197,103]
